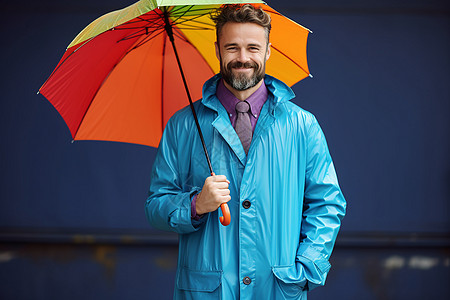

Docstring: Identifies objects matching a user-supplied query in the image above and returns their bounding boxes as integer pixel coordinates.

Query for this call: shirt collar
[216,79,268,118]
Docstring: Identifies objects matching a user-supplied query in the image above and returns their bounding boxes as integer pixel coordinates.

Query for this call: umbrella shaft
[163,11,214,175]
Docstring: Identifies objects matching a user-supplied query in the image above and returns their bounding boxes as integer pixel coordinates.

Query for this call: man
[146,4,346,299]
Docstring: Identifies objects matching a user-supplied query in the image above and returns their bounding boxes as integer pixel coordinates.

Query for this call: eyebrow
[223,43,238,48]
[223,42,263,48]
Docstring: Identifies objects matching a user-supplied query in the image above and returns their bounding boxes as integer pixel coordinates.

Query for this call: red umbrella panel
[40,13,215,148]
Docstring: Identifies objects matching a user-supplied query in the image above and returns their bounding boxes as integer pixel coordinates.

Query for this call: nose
[237,49,249,63]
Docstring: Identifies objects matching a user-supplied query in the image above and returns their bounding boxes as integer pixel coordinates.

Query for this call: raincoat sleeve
[296,115,346,291]
[145,116,205,234]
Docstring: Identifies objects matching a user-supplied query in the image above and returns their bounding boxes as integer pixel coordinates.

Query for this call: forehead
[218,22,267,45]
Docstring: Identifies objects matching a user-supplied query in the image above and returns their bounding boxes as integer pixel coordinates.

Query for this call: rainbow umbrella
[39,0,312,226]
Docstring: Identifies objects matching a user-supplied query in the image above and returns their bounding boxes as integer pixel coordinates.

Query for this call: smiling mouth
[229,61,257,70]
[233,67,253,71]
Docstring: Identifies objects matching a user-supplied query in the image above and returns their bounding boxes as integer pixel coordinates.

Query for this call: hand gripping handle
[209,172,231,226]
[219,203,231,226]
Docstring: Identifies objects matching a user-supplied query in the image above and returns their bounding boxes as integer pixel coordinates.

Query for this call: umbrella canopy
[39,0,312,226]
[39,0,311,148]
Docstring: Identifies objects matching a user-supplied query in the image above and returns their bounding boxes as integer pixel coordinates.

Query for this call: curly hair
[210,4,271,45]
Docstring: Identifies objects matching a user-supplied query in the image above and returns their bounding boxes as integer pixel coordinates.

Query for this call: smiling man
[146,4,346,299]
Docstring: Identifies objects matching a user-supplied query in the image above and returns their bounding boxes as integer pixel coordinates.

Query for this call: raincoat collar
[201,74,296,165]
[201,74,296,112]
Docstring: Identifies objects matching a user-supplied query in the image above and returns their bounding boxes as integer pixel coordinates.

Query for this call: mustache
[227,61,259,70]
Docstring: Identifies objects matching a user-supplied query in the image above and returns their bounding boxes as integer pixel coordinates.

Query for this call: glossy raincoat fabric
[146,74,346,299]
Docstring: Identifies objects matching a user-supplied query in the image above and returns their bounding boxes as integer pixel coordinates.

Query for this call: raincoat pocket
[272,266,306,299]
[176,268,222,299]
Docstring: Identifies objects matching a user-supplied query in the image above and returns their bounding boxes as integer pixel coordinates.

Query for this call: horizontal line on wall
[335,232,450,248]
[0,228,178,246]
[0,228,449,248]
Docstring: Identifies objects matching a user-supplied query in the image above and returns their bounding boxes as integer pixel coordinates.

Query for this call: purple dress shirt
[216,79,268,132]
[191,78,269,220]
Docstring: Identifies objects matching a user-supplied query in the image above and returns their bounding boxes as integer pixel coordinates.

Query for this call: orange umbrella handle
[219,203,231,226]
[210,172,231,226]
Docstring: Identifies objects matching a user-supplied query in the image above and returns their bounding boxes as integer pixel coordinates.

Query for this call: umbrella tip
[309,73,314,78]
[36,90,40,95]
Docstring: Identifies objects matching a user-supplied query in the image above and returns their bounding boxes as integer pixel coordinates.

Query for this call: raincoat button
[243,276,252,285]
[242,200,251,209]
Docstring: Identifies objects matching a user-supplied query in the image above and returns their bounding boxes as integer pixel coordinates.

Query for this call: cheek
[220,55,235,66]
[254,55,266,65]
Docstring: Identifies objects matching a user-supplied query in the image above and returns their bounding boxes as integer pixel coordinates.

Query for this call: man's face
[215,22,271,91]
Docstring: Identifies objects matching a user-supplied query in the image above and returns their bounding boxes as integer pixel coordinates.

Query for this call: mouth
[232,66,254,72]
[229,61,257,72]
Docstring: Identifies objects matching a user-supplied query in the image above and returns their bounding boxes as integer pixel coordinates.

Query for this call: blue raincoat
[146,74,346,299]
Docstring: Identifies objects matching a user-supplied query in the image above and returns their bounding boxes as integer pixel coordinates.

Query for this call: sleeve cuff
[190,191,207,228]
[295,244,331,291]
[191,193,202,221]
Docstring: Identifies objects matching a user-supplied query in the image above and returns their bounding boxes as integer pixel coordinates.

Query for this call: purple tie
[235,101,252,155]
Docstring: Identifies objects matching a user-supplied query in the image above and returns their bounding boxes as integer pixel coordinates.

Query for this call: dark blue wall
[1,0,449,299]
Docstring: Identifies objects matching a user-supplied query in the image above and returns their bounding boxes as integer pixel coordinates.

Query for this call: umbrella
[39,0,312,226]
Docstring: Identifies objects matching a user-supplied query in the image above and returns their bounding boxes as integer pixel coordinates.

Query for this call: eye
[225,45,238,51]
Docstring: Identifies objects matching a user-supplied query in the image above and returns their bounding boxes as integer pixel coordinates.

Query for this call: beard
[220,58,266,91]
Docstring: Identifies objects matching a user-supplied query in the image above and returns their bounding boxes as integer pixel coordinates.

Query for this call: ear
[266,42,271,61]
[215,41,220,60]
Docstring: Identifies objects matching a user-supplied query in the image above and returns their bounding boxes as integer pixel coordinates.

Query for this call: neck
[223,79,264,101]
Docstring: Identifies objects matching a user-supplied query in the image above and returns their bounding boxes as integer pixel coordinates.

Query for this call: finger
[220,195,231,203]
[214,181,229,189]
[213,196,231,206]
[212,175,229,182]
[216,188,230,196]
[205,182,228,193]
[213,188,230,199]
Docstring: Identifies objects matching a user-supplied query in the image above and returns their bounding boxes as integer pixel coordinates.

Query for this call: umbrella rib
[116,23,162,31]
[125,28,166,54]
[168,6,215,29]
[118,29,147,41]
[169,5,195,24]
[118,17,153,25]
[114,8,214,44]
[115,17,164,42]
[171,7,217,14]
[173,17,214,28]
[118,26,163,42]
[134,30,165,49]
[172,30,189,43]
[175,26,213,31]
[168,5,213,16]
[270,45,310,76]
[153,7,166,18]
[171,14,215,28]
[170,9,212,17]
[169,5,189,14]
